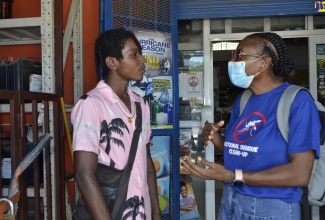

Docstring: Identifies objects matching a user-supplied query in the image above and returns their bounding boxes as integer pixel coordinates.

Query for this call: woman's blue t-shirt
[224,82,321,203]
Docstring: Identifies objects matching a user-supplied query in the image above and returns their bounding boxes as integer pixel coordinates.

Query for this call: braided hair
[247,32,294,77]
[94,27,142,79]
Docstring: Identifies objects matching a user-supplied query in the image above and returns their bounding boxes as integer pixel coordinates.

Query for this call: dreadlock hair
[247,32,294,78]
[94,27,142,79]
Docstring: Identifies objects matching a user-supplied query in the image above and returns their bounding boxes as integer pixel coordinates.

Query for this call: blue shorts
[218,185,300,220]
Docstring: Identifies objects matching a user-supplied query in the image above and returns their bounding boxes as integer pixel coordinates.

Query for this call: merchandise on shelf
[0,57,42,92]
[0,0,13,19]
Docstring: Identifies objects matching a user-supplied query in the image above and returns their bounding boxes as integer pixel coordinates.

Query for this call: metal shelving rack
[0,1,55,94]
[0,17,41,45]
[0,0,83,102]
[0,1,57,218]
[0,0,83,218]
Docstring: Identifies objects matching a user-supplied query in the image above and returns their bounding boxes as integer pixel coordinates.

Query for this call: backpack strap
[112,102,142,220]
[239,89,253,116]
[277,85,307,143]
[277,85,311,220]
[316,101,325,144]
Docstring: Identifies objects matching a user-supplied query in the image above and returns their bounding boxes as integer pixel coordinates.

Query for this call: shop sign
[315,1,325,12]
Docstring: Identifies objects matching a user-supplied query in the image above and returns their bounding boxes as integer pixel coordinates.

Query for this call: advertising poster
[149,135,170,214]
[179,129,192,175]
[181,72,203,100]
[317,44,325,104]
[128,27,173,129]
[180,179,200,219]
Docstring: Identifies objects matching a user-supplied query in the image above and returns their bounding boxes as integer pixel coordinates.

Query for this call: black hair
[94,27,142,79]
[247,32,294,77]
[180,181,186,187]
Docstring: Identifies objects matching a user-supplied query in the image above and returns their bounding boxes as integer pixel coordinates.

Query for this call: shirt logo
[233,112,266,143]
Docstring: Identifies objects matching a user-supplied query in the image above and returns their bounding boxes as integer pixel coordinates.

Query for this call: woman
[181,32,321,219]
[72,27,161,220]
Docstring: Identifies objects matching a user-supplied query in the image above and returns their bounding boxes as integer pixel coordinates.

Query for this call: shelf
[0,103,73,113]
[2,186,45,198]
[0,17,41,45]
[0,103,43,113]
[180,120,202,128]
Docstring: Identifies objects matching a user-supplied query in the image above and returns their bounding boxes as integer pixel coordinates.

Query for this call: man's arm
[74,151,111,220]
[146,143,162,220]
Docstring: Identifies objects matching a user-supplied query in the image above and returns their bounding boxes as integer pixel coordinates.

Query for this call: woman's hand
[202,121,225,146]
[180,156,230,182]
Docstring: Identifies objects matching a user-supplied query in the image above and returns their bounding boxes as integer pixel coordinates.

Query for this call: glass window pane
[232,17,264,33]
[271,16,305,31]
[314,14,325,29]
[178,20,203,43]
[210,19,225,34]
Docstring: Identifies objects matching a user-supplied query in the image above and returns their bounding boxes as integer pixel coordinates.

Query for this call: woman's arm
[74,151,111,220]
[241,150,314,187]
[181,150,314,187]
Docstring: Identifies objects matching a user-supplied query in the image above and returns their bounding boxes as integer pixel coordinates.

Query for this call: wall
[0,0,100,200]
[63,0,100,104]
[0,0,99,104]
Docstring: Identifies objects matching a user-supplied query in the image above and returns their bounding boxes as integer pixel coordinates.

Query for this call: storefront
[177,1,325,219]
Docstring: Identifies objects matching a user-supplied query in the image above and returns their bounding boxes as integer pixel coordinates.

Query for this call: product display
[0,58,42,92]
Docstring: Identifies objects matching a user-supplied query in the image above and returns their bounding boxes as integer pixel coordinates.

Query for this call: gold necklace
[117,100,136,123]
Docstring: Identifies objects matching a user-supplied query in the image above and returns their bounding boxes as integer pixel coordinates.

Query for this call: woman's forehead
[241,37,263,46]
[244,35,278,58]
[238,37,264,51]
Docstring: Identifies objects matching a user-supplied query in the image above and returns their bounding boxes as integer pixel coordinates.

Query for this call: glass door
[309,36,325,104]
[178,50,206,220]
[308,35,325,220]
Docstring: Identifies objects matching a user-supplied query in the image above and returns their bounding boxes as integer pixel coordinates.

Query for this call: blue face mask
[228,60,261,89]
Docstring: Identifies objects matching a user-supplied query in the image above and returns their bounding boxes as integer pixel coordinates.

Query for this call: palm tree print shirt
[72,80,152,219]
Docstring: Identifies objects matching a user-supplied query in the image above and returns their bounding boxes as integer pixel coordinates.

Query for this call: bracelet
[225,170,231,183]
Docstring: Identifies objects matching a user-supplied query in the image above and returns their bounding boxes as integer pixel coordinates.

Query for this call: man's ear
[105,57,118,70]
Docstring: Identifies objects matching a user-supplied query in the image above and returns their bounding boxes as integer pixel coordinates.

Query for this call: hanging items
[0,0,13,19]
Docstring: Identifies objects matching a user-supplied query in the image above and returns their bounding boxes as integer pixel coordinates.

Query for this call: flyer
[181,72,203,100]
[180,179,200,219]
[128,27,174,129]
[179,129,192,175]
[149,135,171,214]
[150,136,170,179]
